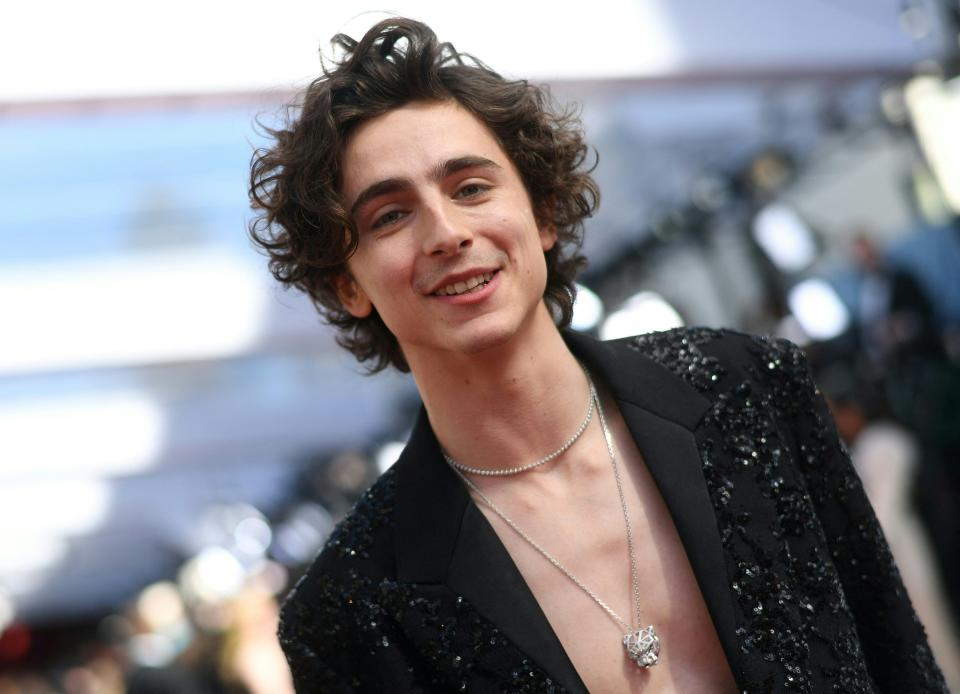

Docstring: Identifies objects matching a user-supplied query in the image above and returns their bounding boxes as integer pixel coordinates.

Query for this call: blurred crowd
[0,448,388,693]
[0,563,293,694]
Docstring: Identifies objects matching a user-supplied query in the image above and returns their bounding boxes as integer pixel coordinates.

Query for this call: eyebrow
[348,155,502,220]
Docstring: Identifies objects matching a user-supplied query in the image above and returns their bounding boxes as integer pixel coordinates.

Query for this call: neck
[405,310,589,473]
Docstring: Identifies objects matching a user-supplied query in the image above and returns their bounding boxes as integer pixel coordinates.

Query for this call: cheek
[354,251,412,316]
[352,244,408,291]
[521,242,549,281]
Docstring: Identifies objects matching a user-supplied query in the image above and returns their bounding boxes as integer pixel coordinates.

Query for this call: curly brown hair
[248,17,599,372]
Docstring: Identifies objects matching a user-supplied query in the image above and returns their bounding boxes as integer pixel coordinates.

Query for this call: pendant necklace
[444,369,661,668]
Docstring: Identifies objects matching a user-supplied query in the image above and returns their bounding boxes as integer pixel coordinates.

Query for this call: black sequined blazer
[279,328,946,693]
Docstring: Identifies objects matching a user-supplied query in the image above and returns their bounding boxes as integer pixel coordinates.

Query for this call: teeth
[436,272,494,296]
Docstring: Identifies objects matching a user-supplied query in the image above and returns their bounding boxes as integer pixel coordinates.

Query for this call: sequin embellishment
[629,328,946,693]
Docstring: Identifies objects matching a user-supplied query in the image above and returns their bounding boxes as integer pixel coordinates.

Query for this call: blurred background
[2,1,960,691]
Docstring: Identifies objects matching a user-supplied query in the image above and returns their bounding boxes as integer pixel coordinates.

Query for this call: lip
[425,267,499,296]
[429,269,501,305]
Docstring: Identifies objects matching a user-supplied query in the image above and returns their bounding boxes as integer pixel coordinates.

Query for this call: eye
[371,209,407,229]
[454,182,490,200]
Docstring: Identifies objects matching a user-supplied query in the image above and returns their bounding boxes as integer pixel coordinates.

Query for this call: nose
[420,201,473,256]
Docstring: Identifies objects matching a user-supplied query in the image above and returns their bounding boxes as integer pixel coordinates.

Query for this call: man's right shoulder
[276,466,413,688]
[285,465,399,603]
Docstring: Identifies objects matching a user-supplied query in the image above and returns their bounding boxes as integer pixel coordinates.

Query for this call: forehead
[340,100,511,200]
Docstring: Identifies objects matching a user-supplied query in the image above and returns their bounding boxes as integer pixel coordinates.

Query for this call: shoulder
[624,326,814,400]
[286,465,399,591]
[317,465,399,570]
[624,328,844,490]
[276,466,424,690]
[278,466,399,637]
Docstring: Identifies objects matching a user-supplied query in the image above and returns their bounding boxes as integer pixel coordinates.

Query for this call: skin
[336,100,737,692]
[337,99,589,466]
[338,99,559,370]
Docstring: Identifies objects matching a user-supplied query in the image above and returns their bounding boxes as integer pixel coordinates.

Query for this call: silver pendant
[623,625,660,668]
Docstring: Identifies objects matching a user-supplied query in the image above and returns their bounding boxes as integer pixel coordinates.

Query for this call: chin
[401,301,551,365]
[453,328,514,356]
[443,311,537,357]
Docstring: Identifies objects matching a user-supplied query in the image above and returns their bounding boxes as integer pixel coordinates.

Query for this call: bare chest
[471,410,738,693]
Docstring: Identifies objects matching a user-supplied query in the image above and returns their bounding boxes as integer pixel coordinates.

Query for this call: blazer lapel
[448,504,588,692]
[568,332,742,677]
[393,409,588,693]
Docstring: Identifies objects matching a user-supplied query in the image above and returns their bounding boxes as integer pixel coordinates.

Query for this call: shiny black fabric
[278,328,947,693]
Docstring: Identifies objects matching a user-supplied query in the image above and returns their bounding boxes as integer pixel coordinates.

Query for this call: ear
[536,199,558,252]
[539,221,558,252]
[334,272,373,318]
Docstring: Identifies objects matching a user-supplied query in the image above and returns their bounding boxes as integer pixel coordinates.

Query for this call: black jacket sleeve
[772,338,947,692]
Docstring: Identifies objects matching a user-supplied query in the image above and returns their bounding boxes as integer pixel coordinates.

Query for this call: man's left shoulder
[619,326,812,397]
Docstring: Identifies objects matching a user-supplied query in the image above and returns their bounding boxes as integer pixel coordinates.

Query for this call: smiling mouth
[432,271,496,297]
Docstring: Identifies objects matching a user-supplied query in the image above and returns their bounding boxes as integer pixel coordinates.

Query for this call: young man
[249,18,946,693]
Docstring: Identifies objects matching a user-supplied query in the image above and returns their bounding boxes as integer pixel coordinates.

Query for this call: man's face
[337,100,557,368]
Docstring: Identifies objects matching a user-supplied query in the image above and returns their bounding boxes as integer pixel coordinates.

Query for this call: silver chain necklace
[443,382,595,476]
[446,371,662,669]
